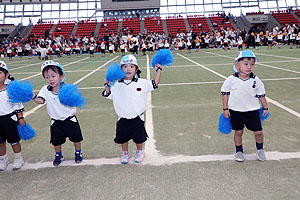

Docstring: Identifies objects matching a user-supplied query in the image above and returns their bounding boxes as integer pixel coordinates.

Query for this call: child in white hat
[102,55,162,164]
[32,60,84,166]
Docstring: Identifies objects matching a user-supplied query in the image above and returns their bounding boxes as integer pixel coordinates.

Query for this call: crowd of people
[0,22,299,60]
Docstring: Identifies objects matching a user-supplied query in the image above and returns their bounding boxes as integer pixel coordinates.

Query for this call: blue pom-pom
[218,114,232,135]
[7,80,34,103]
[151,49,174,68]
[17,123,37,141]
[105,62,126,84]
[58,83,87,109]
[259,107,271,125]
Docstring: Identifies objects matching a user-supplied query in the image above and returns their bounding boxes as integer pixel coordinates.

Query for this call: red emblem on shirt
[136,88,142,91]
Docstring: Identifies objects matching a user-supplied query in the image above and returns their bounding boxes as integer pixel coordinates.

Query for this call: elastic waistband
[51,115,75,122]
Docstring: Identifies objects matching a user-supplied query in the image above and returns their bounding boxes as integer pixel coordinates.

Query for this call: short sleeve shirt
[221,73,265,112]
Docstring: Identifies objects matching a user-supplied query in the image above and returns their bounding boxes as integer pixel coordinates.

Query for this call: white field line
[143,55,162,164]
[178,53,300,119]
[0,151,294,171]
[255,52,300,60]
[206,51,300,74]
[177,53,227,79]
[23,56,118,118]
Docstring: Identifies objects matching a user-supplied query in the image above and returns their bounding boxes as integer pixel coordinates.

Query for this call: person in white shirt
[221,50,268,162]
[6,46,13,61]
[0,61,26,171]
[102,55,162,164]
[32,61,84,166]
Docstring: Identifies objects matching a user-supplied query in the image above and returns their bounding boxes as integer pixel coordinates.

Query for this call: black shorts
[229,109,262,131]
[109,50,113,53]
[0,113,20,144]
[115,116,148,144]
[50,116,83,146]
[121,49,125,52]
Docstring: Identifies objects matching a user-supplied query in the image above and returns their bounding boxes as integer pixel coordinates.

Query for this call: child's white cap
[233,50,257,73]
[41,60,65,74]
[0,61,8,72]
[120,55,138,67]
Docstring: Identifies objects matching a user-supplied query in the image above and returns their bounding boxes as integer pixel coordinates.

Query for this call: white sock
[0,154,7,160]
[14,152,22,159]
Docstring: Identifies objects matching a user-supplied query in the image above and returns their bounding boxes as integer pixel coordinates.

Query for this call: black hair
[237,57,256,62]
[42,65,63,78]
[0,67,14,81]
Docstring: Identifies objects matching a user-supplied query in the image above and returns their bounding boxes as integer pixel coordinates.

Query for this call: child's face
[0,70,8,85]
[43,69,64,89]
[122,64,137,80]
[235,58,255,76]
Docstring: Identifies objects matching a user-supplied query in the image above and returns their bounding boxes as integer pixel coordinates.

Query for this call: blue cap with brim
[232,50,258,73]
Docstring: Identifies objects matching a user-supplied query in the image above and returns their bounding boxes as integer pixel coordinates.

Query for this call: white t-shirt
[0,89,24,117]
[104,78,155,120]
[38,85,76,120]
[221,74,265,112]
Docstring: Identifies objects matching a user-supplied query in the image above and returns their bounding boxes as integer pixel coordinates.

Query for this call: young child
[32,60,83,166]
[221,50,268,162]
[0,61,26,171]
[102,55,162,164]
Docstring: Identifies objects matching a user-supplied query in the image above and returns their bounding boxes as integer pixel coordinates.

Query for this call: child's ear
[60,74,65,81]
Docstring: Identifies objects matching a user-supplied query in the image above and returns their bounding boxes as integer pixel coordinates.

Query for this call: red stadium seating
[209,15,235,31]
[144,17,164,34]
[75,20,97,38]
[271,10,299,25]
[187,15,211,33]
[294,10,300,19]
[52,21,75,39]
[165,16,187,36]
[30,22,54,38]
[122,18,140,35]
[98,19,119,36]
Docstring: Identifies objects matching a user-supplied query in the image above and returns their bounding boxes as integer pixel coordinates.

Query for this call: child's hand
[223,110,230,118]
[104,79,111,89]
[263,109,269,116]
[18,118,26,127]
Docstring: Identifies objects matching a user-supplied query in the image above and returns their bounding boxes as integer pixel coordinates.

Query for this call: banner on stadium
[245,15,268,24]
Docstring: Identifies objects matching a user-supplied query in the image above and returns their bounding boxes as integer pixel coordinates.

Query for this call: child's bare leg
[11,142,21,153]
[54,145,62,153]
[253,131,264,143]
[234,130,243,146]
[0,142,6,156]
[136,143,143,150]
[121,142,129,152]
[74,142,81,151]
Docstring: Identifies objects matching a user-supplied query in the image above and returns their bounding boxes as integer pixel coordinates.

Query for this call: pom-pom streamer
[151,49,173,68]
[105,62,126,84]
[7,80,34,103]
[58,83,87,109]
[259,107,271,125]
[17,123,37,141]
[218,114,232,135]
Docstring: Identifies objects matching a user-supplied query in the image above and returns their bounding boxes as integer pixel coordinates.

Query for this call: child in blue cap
[221,50,269,162]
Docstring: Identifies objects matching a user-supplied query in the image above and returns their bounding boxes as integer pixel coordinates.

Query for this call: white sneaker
[135,150,145,163]
[0,157,9,171]
[120,152,129,164]
[13,157,24,170]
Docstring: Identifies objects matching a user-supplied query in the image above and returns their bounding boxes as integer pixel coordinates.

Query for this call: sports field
[1,46,300,200]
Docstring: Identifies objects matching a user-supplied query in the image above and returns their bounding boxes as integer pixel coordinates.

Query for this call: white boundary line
[177,53,300,119]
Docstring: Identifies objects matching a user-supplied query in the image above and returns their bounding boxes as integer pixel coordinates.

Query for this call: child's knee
[254,131,263,137]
